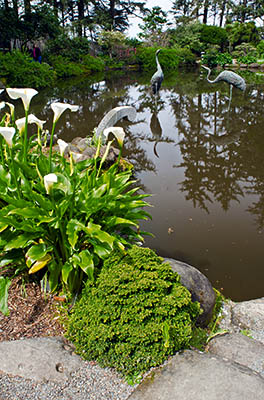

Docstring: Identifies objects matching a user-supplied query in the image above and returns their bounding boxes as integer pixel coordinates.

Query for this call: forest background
[1,0,264,88]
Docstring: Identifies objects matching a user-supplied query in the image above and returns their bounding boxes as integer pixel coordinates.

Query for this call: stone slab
[208,332,264,377]
[0,336,82,382]
[231,297,264,344]
[128,350,264,400]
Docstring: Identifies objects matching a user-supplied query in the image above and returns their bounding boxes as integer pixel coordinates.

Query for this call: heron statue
[201,65,246,110]
[151,49,164,95]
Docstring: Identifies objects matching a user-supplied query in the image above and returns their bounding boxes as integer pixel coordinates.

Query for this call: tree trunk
[24,0,31,16]
[77,0,85,37]
[203,0,210,24]
[219,0,227,27]
[12,0,19,18]
[110,0,116,29]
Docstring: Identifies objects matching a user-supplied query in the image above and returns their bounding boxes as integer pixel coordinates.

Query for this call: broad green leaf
[107,216,138,227]
[48,261,61,292]
[93,230,114,247]
[53,173,72,195]
[0,165,11,187]
[4,233,38,251]
[0,222,8,233]
[79,250,94,280]
[66,219,86,249]
[36,216,56,225]
[0,249,24,267]
[26,243,52,262]
[71,253,81,267]
[92,184,107,199]
[28,254,52,274]
[8,207,46,219]
[0,276,11,316]
[0,194,32,208]
[29,191,52,211]
[93,243,112,258]
[62,262,73,285]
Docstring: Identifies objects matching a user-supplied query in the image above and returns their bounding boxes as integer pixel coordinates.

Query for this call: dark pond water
[10,67,264,301]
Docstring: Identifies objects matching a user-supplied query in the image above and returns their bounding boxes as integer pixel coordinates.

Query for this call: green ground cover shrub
[48,55,88,78]
[257,41,264,58]
[237,54,258,64]
[81,54,105,72]
[66,245,201,381]
[0,50,56,89]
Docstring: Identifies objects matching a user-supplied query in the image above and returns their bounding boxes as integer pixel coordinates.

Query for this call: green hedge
[200,25,228,49]
[136,47,196,71]
[66,245,200,381]
[0,50,56,89]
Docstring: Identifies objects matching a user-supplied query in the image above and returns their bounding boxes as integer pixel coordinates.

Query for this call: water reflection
[12,69,264,301]
[150,112,162,157]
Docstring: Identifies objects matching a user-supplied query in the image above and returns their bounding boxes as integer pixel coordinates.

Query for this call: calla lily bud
[6,88,38,112]
[0,127,16,147]
[51,102,79,123]
[44,173,58,194]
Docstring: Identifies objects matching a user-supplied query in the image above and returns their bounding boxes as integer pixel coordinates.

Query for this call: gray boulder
[163,258,216,326]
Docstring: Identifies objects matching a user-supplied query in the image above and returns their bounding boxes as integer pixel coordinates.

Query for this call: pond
[9,67,264,301]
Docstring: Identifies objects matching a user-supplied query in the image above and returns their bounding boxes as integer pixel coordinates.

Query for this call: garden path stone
[0,336,82,382]
[208,332,264,377]
[128,349,264,400]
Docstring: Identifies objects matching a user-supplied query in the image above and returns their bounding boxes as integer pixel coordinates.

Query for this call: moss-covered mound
[66,246,201,379]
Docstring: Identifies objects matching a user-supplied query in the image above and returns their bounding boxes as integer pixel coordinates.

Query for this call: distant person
[32,44,42,63]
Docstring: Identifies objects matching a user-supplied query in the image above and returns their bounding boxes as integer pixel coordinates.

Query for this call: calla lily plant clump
[0,88,152,315]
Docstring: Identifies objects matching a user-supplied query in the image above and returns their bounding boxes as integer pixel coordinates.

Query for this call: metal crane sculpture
[201,65,246,110]
[151,49,164,95]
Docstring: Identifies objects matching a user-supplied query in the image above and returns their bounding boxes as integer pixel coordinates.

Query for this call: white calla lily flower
[0,127,16,147]
[51,102,79,123]
[103,127,125,146]
[15,117,26,133]
[15,114,46,133]
[0,101,5,110]
[57,139,69,156]
[28,114,46,130]
[0,89,4,94]
[44,173,58,194]
[6,102,15,119]
[6,88,38,112]
[71,151,83,163]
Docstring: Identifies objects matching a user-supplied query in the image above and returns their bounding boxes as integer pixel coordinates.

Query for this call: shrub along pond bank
[0,46,196,89]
